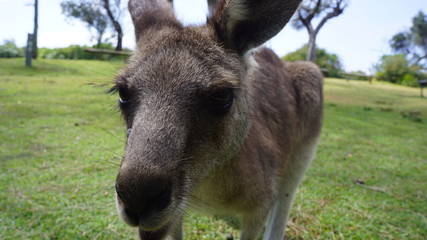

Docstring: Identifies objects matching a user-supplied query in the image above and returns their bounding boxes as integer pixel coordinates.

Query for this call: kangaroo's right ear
[207,0,220,16]
[209,0,302,55]
[129,0,182,41]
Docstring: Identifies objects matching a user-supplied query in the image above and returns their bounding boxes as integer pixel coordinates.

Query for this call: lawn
[0,58,426,240]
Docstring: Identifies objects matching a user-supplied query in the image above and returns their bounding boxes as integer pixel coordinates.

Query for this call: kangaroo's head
[112,0,301,238]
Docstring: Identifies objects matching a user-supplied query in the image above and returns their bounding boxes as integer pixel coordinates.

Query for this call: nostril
[145,178,172,212]
[116,177,172,217]
[152,182,172,211]
[147,178,168,198]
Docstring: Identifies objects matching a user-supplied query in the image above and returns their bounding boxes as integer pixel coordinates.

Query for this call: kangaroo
[111,0,323,239]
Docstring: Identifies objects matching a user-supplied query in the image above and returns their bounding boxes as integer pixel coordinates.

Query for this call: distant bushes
[0,41,130,60]
[0,40,24,58]
[347,71,371,81]
[39,43,130,60]
[39,45,92,59]
[375,54,426,87]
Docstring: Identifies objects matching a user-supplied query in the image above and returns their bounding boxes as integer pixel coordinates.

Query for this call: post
[418,80,427,98]
[25,34,33,67]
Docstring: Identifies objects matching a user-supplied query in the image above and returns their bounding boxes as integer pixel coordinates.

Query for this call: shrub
[375,54,426,86]
[0,40,24,58]
[401,73,418,87]
[39,45,95,60]
[347,70,371,81]
[375,55,410,84]
[282,45,343,78]
[39,43,129,60]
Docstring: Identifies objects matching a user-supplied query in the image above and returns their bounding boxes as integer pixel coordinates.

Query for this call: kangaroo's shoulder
[254,48,285,68]
[253,49,323,101]
[283,60,323,105]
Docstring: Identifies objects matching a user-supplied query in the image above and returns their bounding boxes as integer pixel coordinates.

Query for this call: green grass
[1,58,426,240]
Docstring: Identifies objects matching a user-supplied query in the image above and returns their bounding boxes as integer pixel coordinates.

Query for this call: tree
[390,11,427,70]
[374,54,425,86]
[283,44,343,77]
[25,0,38,58]
[293,0,348,62]
[61,0,109,48]
[102,0,124,51]
[33,0,38,59]
[390,32,411,55]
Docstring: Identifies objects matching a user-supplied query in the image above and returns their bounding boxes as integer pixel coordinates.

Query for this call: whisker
[186,197,218,213]
[95,157,121,167]
[173,157,194,165]
[92,121,126,144]
[76,139,123,158]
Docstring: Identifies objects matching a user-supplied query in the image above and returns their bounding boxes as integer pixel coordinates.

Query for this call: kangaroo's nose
[115,176,172,224]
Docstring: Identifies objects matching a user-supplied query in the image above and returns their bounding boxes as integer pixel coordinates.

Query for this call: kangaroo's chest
[189,154,277,217]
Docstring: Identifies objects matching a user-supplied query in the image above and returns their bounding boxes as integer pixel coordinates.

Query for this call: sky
[0,0,426,74]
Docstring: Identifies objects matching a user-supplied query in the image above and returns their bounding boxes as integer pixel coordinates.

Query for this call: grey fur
[112,0,322,239]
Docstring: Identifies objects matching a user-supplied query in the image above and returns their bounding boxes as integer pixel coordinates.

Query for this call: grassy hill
[1,58,426,239]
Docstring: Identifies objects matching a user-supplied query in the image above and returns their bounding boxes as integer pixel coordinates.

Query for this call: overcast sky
[0,0,426,73]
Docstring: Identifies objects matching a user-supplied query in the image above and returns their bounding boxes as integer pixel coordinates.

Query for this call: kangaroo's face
[113,26,251,237]
[113,0,303,238]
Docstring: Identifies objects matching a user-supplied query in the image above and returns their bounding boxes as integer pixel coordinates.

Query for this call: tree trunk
[97,32,103,48]
[32,0,38,59]
[116,31,123,51]
[306,31,316,62]
[26,34,33,67]
[103,0,124,51]
[297,0,347,63]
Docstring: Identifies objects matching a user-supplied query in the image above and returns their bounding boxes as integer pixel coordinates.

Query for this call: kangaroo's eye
[205,88,234,116]
[108,85,132,106]
[119,97,131,104]
[118,89,132,106]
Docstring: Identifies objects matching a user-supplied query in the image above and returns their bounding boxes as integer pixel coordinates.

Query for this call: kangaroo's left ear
[209,0,302,55]
[128,0,181,41]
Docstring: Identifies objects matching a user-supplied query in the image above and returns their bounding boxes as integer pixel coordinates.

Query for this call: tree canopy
[390,11,427,70]
[375,54,425,87]
[61,0,124,50]
[292,0,348,62]
[61,0,108,48]
[282,44,343,78]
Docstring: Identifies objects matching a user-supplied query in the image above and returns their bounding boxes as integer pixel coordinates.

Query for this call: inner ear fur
[209,0,302,55]
[129,0,182,41]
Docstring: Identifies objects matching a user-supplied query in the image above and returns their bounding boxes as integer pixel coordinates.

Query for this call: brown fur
[112,1,322,240]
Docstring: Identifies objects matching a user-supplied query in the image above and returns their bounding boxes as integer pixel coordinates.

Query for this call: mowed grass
[0,58,426,240]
